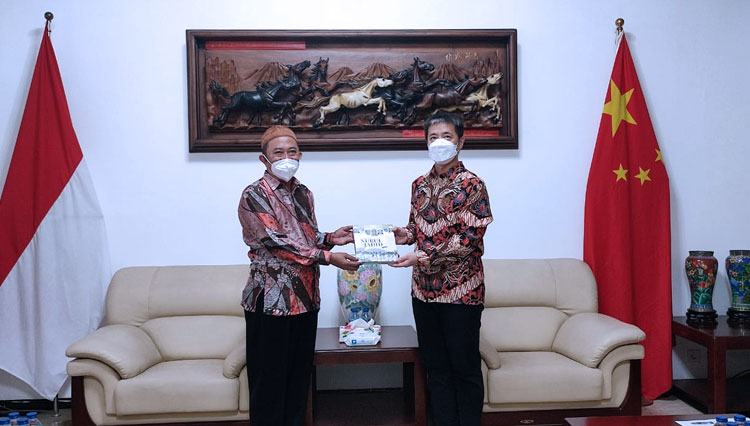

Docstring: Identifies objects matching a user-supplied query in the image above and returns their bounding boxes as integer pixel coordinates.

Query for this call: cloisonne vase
[725,250,750,325]
[337,264,382,324]
[684,251,718,325]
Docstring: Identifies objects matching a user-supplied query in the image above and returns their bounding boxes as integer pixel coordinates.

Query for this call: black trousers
[412,298,484,426]
[245,294,318,426]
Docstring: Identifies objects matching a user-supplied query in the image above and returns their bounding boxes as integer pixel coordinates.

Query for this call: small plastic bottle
[716,415,729,426]
[25,413,41,426]
[16,418,28,426]
[7,413,19,426]
[361,307,371,322]
[734,414,746,426]
[348,307,361,323]
[727,421,738,426]
[1,417,11,426]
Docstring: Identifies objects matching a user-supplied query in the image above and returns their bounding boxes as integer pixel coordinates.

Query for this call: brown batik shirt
[238,171,333,316]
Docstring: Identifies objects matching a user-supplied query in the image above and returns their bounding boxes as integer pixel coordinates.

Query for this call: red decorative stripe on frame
[401,129,424,138]
[205,41,306,50]
[464,130,500,137]
[402,129,500,138]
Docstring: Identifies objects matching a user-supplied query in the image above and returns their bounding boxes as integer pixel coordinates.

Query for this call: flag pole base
[685,310,718,327]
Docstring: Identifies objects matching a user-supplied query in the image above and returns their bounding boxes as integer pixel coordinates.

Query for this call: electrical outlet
[687,349,702,363]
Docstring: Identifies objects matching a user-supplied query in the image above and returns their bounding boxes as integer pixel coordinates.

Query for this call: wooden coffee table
[305,325,427,426]
[565,414,724,425]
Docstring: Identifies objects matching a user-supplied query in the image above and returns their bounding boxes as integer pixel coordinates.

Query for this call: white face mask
[428,138,458,165]
[265,156,299,182]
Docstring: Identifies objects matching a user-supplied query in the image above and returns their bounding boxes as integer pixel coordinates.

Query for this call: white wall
[2,0,749,400]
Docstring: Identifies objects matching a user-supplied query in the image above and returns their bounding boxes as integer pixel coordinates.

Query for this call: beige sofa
[66,265,250,426]
[478,258,646,425]
[67,260,644,426]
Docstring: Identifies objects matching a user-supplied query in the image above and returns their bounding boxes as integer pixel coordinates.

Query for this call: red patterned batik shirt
[238,171,333,316]
[404,162,493,305]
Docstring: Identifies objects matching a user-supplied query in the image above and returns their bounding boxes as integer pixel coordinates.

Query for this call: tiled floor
[23,394,701,425]
[643,394,703,416]
[35,409,71,426]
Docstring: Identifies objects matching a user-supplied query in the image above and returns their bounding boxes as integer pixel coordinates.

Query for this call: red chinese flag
[584,34,672,400]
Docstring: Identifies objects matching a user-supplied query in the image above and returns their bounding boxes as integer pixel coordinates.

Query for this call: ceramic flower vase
[684,251,718,326]
[725,250,750,326]
[337,264,382,324]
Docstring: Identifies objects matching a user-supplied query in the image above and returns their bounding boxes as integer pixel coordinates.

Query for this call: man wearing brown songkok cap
[238,125,359,426]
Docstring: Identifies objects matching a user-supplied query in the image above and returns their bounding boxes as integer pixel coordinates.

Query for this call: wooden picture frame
[187,29,517,152]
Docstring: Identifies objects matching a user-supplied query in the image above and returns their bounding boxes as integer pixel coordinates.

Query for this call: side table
[671,316,750,413]
[305,325,427,426]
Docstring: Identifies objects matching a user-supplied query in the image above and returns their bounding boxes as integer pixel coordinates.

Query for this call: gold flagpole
[614,17,624,51]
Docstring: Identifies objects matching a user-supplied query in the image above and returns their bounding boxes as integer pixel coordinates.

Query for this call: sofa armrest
[598,344,644,399]
[552,312,645,368]
[223,340,246,379]
[479,332,501,369]
[67,358,121,415]
[66,324,162,379]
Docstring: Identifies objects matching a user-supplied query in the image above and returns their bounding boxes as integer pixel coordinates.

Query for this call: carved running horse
[210,79,295,127]
[377,57,440,122]
[312,77,394,127]
[413,75,488,113]
[211,60,311,126]
[305,57,354,98]
[258,60,311,125]
[436,72,503,120]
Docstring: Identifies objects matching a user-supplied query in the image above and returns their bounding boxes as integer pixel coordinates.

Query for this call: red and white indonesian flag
[0,24,110,400]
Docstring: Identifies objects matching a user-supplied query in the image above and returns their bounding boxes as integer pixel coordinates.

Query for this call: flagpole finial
[615,18,624,34]
[44,11,54,22]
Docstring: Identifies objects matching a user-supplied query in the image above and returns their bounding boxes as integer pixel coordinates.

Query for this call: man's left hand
[329,226,354,245]
[389,252,418,268]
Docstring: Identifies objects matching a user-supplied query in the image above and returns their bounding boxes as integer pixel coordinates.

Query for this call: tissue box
[339,324,382,345]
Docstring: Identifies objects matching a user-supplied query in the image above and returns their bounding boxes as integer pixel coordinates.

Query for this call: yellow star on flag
[602,79,637,137]
[635,167,651,186]
[655,149,663,162]
[613,163,628,182]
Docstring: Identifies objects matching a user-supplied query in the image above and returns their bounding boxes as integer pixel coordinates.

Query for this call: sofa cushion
[547,259,598,315]
[482,259,597,315]
[486,352,602,404]
[148,266,247,318]
[104,267,158,327]
[141,316,245,360]
[481,307,567,351]
[104,265,249,326]
[114,359,239,415]
[483,259,557,308]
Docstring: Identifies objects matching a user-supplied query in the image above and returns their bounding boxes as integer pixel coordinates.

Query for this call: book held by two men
[353,224,399,263]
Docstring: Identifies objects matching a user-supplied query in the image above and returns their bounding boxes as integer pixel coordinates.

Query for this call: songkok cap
[260,125,297,149]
